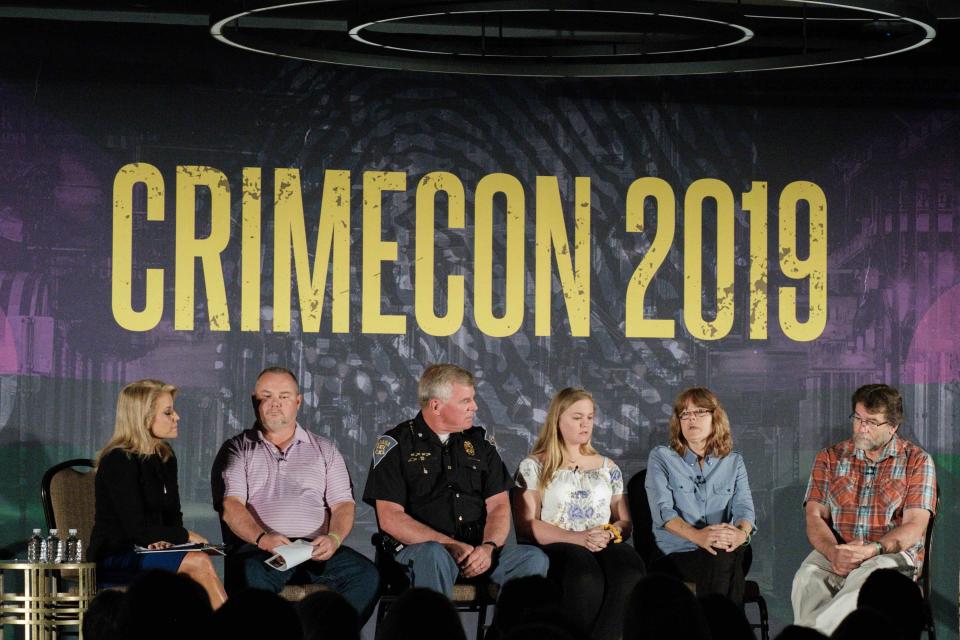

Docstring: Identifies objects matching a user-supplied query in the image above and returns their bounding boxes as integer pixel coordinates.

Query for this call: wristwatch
[482,541,499,551]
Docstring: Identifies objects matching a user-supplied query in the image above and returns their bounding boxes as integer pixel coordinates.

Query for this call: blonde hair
[418,364,475,408]
[530,387,598,490]
[668,387,733,458]
[96,379,177,465]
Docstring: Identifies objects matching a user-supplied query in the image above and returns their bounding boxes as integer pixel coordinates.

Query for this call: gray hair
[418,364,475,407]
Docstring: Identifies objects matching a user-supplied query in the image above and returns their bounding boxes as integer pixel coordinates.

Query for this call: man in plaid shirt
[791,384,937,634]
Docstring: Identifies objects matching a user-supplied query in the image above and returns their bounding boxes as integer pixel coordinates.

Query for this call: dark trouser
[543,542,646,640]
[228,543,380,625]
[652,546,746,606]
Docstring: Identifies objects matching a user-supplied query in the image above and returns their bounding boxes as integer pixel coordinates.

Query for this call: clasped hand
[581,526,614,552]
[829,541,877,576]
[698,524,746,555]
[444,541,493,578]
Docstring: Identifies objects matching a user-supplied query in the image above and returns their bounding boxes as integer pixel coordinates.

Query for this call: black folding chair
[627,469,769,640]
[372,533,496,638]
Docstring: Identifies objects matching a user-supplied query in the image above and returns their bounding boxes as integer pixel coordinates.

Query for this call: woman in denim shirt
[645,387,755,604]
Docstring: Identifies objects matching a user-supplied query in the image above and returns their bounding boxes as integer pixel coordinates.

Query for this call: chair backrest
[41,458,96,546]
[918,490,941,597]
[626,469,662,566]
[626,467,754,576]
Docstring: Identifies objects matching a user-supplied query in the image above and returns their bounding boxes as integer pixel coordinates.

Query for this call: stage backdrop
[1,54,959,637]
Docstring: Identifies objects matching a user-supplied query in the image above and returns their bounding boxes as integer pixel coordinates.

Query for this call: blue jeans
[229,543,380,624]
[394,542,549,598]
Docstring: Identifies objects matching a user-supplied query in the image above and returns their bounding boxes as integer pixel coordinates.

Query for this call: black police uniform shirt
[362,412,513,544]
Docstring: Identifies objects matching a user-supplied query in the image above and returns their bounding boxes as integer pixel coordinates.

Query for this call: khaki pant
[790,549,914,635]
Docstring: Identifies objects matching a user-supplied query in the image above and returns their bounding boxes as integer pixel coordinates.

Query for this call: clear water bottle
[74,536,84,563]
[66,529,79,563]
[39,533,49,563]
[47,529,62,563]
[27,529,43,563]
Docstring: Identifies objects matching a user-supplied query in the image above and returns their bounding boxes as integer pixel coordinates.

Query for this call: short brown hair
[851,384,903,427]
[255,366,298,388]
[668,387,733,458]
[418,364,474,407]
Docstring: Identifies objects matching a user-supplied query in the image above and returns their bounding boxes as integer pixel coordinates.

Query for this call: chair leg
[475,602,488,640]
[924,601,936,640]
[756,596,770,640]
[376,597,391,632]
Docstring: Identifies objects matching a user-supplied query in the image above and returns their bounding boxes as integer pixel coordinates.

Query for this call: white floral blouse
[516,456,624,531]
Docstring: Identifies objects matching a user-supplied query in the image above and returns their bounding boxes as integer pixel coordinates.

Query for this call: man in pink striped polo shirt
[219,367,379,623]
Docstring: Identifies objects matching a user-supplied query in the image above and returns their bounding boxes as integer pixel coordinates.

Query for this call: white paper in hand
[264,539,314,571]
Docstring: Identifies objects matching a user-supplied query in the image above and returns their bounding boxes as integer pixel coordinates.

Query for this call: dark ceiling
[0,1,958,103]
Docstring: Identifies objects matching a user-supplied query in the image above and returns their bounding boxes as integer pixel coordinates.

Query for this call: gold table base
[0,562,96,640]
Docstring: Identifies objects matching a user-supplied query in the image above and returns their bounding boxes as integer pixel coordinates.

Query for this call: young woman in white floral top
[513,387,646,640]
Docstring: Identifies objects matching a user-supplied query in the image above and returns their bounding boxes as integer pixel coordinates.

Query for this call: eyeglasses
[679,409,711,421]
[849,413,890,429]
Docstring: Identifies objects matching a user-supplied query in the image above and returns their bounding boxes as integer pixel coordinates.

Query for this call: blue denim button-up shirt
[645,445,756,555]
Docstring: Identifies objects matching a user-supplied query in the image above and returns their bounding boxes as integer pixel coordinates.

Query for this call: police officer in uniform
[362,363,549,597]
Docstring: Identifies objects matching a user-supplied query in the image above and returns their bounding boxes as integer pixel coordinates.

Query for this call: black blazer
[89,448,189,560]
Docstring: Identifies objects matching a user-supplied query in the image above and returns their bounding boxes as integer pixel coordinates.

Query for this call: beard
[853,433,885,452]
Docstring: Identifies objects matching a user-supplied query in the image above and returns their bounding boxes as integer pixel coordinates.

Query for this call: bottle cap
[50,529,58,535]
[68,529,78,535]
[33,529,42,534]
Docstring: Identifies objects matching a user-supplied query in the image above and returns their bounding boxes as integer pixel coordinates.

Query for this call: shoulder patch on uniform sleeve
[373,435,398,468]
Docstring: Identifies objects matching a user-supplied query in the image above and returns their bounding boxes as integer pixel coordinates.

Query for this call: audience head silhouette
[375,587,466,640]
[119,569,212,640]
[772,625,827,640]
[623,573,711,640]
[858,568,924,640]
[832,606,903,640]
[83,589,125,640]
[490,576,587,640]
[698,592,752,640]
[297,589,360,640]
[214,588,302,640]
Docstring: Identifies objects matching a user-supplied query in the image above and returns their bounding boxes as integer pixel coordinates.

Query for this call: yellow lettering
[743,182,769,340]
[625,177,675,338]
[174,166,231,331]
[240,168,261,331]
[273,168,351,333]
[415,172,465,336]
[362,171,407,334]
[684,179,735,340]
[474,173,525,338]
[534,176,591,337]
[779,181,828,341]
[111,163,164,332]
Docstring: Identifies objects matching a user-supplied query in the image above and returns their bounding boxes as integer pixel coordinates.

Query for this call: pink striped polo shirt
[221,424,354,539]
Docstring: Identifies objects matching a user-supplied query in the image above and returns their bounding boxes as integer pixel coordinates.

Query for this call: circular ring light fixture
[348,10,753,58]
[210,0,936,77]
